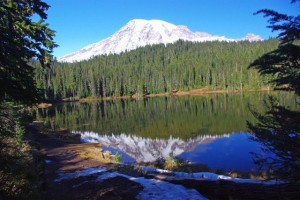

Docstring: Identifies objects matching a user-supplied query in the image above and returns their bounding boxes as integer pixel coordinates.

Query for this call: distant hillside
[35,39,279,100]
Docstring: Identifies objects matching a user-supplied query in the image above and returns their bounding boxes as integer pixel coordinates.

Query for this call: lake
[35,91,299,172]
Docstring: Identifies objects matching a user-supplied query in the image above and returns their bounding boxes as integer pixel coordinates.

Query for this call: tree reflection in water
[247,96,300,181]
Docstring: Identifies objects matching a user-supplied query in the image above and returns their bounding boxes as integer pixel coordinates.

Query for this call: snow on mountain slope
[240,33,264,42]
[58,19,263,63]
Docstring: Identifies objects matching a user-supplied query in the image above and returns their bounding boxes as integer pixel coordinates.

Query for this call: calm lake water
[36,91,299,172]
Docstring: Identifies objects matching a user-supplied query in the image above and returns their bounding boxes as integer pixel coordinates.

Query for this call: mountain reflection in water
[36,92,299,172]
[75,131,272,171]
[76,131,229,162]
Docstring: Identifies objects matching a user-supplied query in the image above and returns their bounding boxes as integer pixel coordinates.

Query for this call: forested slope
[35,39,279,100]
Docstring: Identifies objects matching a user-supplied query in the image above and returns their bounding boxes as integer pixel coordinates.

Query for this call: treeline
[34,39,279,100]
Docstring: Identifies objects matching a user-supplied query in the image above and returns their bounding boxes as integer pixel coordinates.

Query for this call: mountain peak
[58,19,264,63]
[241,33,263,41]
[128,19,177,28]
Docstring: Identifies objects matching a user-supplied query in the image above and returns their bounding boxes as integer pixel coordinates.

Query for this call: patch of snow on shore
[55,168,207,199]
[54,165,284,200]
[97,172,207,200]
[44,159,52,164]
[136,166,283,185]
[54,167,107,182]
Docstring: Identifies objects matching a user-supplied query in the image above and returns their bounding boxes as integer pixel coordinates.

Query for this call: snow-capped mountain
[58,19,263,63]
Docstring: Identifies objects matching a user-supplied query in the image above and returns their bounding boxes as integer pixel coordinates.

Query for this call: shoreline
[29,122,300,200]
[80,88,272,102]
[37,87,272,107]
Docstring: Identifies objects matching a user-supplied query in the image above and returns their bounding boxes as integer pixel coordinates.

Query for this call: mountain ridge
[58,19,263,63]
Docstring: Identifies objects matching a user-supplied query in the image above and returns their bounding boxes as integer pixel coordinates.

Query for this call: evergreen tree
[0,0,57,104]
[248,0,300,181]
[248,97,300,181]
[249,0,300,94]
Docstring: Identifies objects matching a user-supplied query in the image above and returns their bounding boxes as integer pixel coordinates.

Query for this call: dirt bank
[42,88,272,104]
[29,123,143,200]
[80,88,272,102]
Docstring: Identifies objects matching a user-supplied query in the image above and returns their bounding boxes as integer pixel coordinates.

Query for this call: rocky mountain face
[58,19,263,63]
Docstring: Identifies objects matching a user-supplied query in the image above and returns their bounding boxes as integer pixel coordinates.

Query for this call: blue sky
[44,0,299,58]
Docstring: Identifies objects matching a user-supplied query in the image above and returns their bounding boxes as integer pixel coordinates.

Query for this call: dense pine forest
[35,39,279,100]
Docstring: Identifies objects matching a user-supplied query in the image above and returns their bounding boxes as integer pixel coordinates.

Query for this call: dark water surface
[36,92,299,172]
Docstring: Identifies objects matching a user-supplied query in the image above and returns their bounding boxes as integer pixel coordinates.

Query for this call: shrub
[164,157,180,171]
[15,120,25,144]
[114,152,122,163]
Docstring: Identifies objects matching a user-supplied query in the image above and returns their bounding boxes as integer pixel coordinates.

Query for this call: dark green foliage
[0,103,42,199]
[254,8,300,44]
[0,103,15,139]
[250,42,300,94]
[249,1,300,94]
[247,97,300,181]
[35,40,279,100]
[0,0,57,104]
[248,1,300,181]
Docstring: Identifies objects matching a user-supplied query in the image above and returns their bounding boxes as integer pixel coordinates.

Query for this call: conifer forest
[34,39,279,100]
